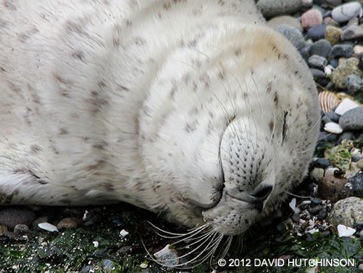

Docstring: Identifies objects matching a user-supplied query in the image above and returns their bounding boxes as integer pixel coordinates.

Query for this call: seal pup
[0,0,319,262]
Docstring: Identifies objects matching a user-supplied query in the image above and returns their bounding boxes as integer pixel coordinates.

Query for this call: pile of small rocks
[256,0,363,241]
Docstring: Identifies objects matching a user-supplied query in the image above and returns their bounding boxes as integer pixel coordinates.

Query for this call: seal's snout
[248,185,273,212]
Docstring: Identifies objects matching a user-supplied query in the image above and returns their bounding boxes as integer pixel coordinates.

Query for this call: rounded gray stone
[341,25,363,41]
[329,44,354,59]
[256,0,302,18]
[310,39,331,58]
[331,2,363,23]
[276,24,306,50]
[339,106,363,131]
[345,74,362,95]
[0,208,36,230]
[329,197,363,227]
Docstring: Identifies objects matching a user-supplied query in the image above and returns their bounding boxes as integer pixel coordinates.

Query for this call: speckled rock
[329,197,363,227]
[267,15,303,32]
[339,106,363,131]
[345,74,362,95]
[331,2,363,23]
[331,58,363,89]
[348,173,363,198]
[0,208,36,230]
[301,9,323,29]
[256,0,302,18]
[276,24,306,50]
[308,55,328,69]
[325,25,342,45]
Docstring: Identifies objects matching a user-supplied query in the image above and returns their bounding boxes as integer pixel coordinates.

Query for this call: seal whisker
[147,221,211,239]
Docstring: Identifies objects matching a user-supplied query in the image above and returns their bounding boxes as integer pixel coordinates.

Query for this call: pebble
[56,217,82,229]
[306,24,327,41]
[329,44,354,59]
[256,0,302,18]
[0,208,36,230]
[354,45,363,55]
[324,122,343,134]
[341,25,363,41]
[310,68,326,80]
[276,25,306,50]
[267,15,303,32]
[314,158,331,169]
[318,131,338,142]
[329,197,363,227]
[325,25,342,45]
[13,224,29,236]
[348,172,363,197]
[332,58,362,89]
[324,111,340,123]
[301,9,323,29]
[339,106,363,131]
[310,39,331,58]
[308,55,328,69]
[345,74,362,94]
[318,175,349,202]
[331,2,363,23]
[325,0,342,7]
[299,46,311,62]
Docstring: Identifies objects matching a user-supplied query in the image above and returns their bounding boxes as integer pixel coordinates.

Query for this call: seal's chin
[201,191,260,235]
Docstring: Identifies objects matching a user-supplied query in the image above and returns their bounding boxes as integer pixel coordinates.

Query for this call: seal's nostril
[251,185,273,201]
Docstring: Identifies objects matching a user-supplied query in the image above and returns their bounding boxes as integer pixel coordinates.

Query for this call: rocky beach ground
[1,1,363,272]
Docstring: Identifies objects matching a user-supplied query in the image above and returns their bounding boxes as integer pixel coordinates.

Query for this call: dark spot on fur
[267,81,273,93]
[59,128,69,135]
[269,120,274,132]
[3,0,17,10]
[86,160,106,171]
[72,50,85,61]
[163,3,172,10]
[93,141,108,150]
[117,84,130,92]
[30,144,42,155]
[234,48,242,56]
[184,120,199,133]
[88,91,109,115]
[103,183,115,192]
[273,92,279,106]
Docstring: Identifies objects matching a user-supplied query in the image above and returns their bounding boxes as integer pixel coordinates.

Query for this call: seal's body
[0,0,319,235]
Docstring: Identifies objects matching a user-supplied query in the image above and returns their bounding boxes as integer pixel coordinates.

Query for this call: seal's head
[140,26,320,238]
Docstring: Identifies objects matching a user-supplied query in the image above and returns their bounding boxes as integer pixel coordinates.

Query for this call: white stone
[332,2,363,23]
[38,222,59,233]
[324,122,343,134]
[335,98,360,115]
[289,198,300,214]
[337,224,356,237]
[120,229,129,238]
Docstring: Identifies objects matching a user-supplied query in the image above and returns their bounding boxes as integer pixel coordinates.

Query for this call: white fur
[0,0,319,235]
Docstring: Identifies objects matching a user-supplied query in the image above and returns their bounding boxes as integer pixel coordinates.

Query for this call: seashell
[119,229,129,238]
[337,224,356,237]
[318,91,341,113]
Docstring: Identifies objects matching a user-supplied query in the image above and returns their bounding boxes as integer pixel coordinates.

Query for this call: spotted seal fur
[0,0,319,240]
